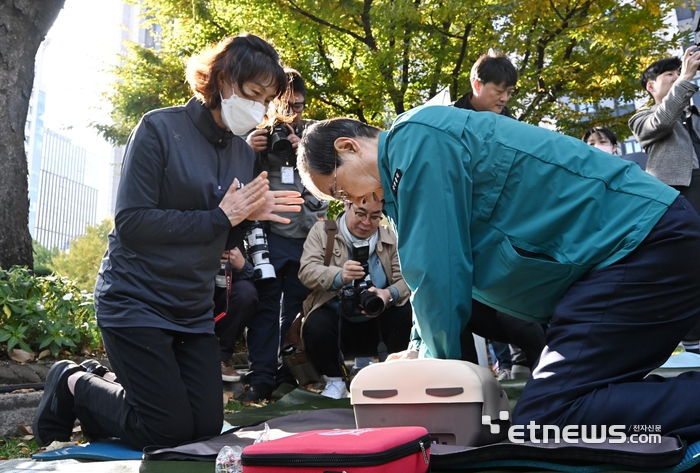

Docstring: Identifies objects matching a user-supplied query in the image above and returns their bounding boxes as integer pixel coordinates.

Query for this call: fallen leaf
[45,440,77,451]
[37,349,51,360]
[17,425,32,435]
[10,348,35,363]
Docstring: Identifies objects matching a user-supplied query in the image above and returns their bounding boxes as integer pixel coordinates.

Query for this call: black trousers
[303,302,412,377]
[214,279,258,363]
[460,302,547,369]
[73,326,222,450]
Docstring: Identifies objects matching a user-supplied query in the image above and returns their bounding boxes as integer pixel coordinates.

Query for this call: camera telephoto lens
[359,291,385,316]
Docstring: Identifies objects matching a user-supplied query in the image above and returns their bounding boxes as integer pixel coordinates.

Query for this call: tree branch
[451,23,472,98]
[285,0,370,46]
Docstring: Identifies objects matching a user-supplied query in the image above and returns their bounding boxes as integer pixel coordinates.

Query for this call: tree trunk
[0,0,65,270]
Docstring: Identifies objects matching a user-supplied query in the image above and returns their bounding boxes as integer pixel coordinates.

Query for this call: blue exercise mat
[660,352,700,369]
[32,438,143,461]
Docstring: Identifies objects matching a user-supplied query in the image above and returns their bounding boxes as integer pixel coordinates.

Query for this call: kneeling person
[298,197,412,399]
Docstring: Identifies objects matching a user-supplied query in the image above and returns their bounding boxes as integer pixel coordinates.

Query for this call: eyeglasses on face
[352,207,382,223]
[332,155,350,201]
[288,101,305,113]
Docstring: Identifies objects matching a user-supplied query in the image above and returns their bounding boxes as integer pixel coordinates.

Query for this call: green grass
[0,400,260,460]
[0,437,39,460]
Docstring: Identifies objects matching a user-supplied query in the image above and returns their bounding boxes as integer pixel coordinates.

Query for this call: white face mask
[219,91,266,135]
[593,143,614,154]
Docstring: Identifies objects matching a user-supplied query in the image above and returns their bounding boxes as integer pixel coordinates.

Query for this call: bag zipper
[241,434,432,467]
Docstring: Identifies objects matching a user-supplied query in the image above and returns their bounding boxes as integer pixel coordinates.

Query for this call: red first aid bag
[241,426,431,473]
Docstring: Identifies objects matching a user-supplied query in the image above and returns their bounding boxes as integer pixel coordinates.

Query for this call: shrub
[0,266,102,358]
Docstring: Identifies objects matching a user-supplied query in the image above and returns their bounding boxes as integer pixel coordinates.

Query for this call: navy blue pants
[513,196,700,441]
[246,232,309,389]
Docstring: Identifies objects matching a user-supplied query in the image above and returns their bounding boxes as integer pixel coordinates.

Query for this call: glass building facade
[33,130,98,251]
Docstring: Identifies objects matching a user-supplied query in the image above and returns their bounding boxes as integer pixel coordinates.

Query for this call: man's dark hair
[640,57,681,97]
[470,52,518,88]
[286,68,306,99]
[298,118,381,176]
[297,118,381,200]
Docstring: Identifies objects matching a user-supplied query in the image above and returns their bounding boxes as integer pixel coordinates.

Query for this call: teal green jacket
[378,105,679,359]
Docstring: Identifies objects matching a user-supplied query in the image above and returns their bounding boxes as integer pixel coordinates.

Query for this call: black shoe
[238,384,272,403]
[80,359,113,378]
[33,360,86,447]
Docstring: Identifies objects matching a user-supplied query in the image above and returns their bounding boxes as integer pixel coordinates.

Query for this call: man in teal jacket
[297,105,700,440]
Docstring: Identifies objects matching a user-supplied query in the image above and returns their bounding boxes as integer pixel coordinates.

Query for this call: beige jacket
[298,219,411,318]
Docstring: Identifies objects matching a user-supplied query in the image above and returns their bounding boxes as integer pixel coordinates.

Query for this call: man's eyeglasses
[352,207,382,223]
[332,155,349,201]
[288,101,305,113]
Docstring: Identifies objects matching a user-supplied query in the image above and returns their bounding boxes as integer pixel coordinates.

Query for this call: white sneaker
[511,365,531,379]
[321,376,349,399]
[497,368,511,381]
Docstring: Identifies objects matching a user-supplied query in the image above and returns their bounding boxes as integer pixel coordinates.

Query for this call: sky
[38,0,128,220]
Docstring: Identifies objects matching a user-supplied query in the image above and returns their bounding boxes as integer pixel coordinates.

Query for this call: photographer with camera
[240,69,328,402]
[629,47,700,212]
[297,197,412,399]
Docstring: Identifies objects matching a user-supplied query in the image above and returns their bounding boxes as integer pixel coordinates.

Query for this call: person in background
[298,198,412,399]
[583,127,619,155]
[215,247,258,382]
[629,49,700,212]
[452,50,517,116]
[32,34,303,450]
[240,69,328,402]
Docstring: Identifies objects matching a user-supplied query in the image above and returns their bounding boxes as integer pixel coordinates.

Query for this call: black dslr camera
[339,240,385,320]
[266,124,293,154]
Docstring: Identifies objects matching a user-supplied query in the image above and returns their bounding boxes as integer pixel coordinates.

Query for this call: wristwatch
[387,289,395,305]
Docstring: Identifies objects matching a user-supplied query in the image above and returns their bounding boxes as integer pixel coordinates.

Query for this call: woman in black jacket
[33,34,302,450]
